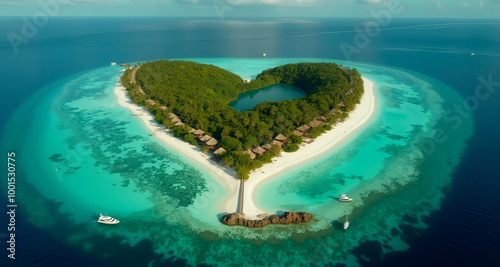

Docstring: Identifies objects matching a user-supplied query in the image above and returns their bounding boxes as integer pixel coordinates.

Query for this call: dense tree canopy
[121,60,364,179]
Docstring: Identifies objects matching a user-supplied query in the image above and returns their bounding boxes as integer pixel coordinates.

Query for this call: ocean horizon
[1,17,500,266]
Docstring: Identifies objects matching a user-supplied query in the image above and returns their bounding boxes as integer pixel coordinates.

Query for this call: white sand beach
[114,77,376,217]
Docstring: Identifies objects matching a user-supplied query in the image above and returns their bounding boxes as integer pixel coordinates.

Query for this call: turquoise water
[4,58,471,266]
[228,83,305,111]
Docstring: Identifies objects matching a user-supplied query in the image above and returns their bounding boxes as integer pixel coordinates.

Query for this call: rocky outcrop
[221,212,313,228]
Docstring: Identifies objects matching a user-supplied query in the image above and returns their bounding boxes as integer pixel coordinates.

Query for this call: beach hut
[200,135,213,143]
[262,143,273,150]
[316,116,327,122]
[243,149,256,160]
[274,133,288,143]
[213,147,227,157]
[171,117,181,123]
[159,106,168,111]
[193,129,205,138]
[329,109,338,115]
[174,121,185,127]
[296,125,310,133]
[205,138,218,149]
[270,140,283,148]
[292,130,304,137]
[146,99,156,106]
[252,146,266,156]
[188,128,196,134]
[309,120,323,128]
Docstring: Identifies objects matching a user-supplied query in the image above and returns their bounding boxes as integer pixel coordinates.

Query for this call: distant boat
[97,213,120,224]
[111,62,117,66]
[471,53,475,56]
[339,194,352,202]
[263,53,267,57]
[344,215,349,230]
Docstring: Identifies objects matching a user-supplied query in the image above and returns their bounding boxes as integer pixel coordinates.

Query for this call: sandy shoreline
[114,76,375,217]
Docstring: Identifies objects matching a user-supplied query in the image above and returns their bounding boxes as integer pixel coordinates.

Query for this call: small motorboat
[339,194,353,202]
[344,215,349,230]
[97,213,120,225]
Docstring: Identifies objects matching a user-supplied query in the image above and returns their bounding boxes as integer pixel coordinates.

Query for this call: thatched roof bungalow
[292,130,304,137]
[270,140,283,148]
[329,109,338,115]
[243,149,256,160]
[159,106,168,111]
[146,99,156,106]
[316,116,327,122]
[296,125,310,133]
[174,121,185,126]
[213,147,227,157]
[200,135,213,143]
[168,113,177,119]
[274,133,288,143]
[188,128,196,134]
[262,143,273,150]
[205,138,218,149]
[309,119,323,128]
[137,87,145,95]
[193,129,205,138]
[252,146,266,156]
[171,117,181,123]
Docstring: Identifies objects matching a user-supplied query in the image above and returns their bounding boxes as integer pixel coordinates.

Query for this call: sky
[0,0,499,18]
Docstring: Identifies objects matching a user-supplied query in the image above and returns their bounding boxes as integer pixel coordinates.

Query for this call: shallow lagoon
[3,58,472,266]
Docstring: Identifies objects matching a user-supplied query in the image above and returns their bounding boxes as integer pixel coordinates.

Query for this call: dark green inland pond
[228,83,306,111]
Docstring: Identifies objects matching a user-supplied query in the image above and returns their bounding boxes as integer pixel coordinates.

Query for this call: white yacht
[111,62,117,66]
[339,194,353,202]
[344,215,349,230]
[97,213,120,224]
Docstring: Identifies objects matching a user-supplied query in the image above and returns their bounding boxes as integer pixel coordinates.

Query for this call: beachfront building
[292,130,304,137]
[171,117,181,123]
[174,121,185,127]
[243,149,256,160]
[200,135,213,143]
[270,140,283,148]
[252,146,266,156]
[274,133,288,143]
[188,128,196,134]
[159,106,168,111]
[146,99,156,106]
[309,119,323,128]
[205,138,218,150]
[316,116,327,122]
[296,124,310,134]
[193,129,205,138]
[213,147,227,157]
[262,143,273,150]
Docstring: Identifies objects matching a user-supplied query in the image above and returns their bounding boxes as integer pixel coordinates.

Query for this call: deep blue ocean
[1,17,500,266]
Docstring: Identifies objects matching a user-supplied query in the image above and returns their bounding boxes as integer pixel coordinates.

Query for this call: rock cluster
[221,212,313,228]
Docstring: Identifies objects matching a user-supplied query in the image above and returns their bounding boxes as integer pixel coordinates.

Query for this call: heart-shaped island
[121,60,364,180]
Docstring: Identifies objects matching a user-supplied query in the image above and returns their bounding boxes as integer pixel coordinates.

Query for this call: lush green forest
[121,60,364,179]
